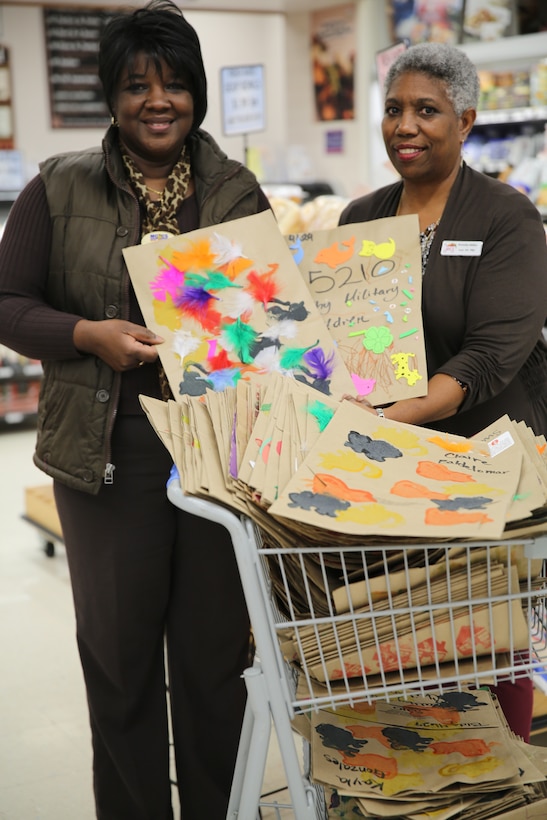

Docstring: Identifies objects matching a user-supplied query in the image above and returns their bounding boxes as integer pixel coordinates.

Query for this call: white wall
[1,5,288,183]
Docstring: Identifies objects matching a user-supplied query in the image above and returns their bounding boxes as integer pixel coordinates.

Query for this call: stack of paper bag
[140,379,547,544]
[309,689,547,820]
[139,375,547,695]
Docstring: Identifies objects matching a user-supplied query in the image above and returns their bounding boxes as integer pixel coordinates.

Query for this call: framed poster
[220,64,266,137]
[311,4,356,122]
[387,1,465,45]
[44,7,116,128]
[463,0,517,41]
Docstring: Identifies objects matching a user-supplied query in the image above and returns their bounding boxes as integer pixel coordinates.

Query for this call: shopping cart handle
[167,480,249,543]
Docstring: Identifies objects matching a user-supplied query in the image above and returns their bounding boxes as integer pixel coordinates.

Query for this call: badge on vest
[440,240,483,256]
[141,231,175,244]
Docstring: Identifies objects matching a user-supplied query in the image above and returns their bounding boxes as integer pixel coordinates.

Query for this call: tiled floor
[0,425,297,819]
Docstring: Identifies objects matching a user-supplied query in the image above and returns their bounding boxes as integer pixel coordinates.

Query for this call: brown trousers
[54,415,250,819]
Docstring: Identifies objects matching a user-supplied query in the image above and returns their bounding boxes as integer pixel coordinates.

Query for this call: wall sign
[326,129,344,154]
[44,7,116,128]
[220,64,266,137]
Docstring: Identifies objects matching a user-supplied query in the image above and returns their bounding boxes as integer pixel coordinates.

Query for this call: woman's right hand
[73,319,164,371]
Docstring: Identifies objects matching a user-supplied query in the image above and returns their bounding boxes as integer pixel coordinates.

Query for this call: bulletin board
[43,7,116,128]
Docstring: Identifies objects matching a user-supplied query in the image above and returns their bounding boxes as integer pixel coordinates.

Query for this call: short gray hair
[384,42,480,116]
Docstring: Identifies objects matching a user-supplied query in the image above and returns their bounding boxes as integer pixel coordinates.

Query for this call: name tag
[487,430,514,457]
[141,231,174,245]
[440,240,483,256]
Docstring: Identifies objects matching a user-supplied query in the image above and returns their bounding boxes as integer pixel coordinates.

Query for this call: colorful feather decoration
[209,233,253,280]
[307,400,336,432]
[208,348,236,372]
[150,258,185,302]
[204,271,242,292]
[253,346,283,373]
[222,257,255,280]
[279,341,320,371]
[221,290,255,320]
[210,233,246,266]
[184,271,241,292]
[245,269,279,308]
[206,368,242,391]
[262,319,298,341]
[303,347,336,381]
[174,286,222,333]
[172,329,201,363]
[171,239,216,272]
[173,284,214,311]
[182,272,207,290]
[222,318,259,364]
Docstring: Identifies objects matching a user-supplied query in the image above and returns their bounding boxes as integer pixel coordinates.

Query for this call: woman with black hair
[0,2,270,817]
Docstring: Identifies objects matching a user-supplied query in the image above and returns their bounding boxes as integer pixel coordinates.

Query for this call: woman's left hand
[342,394,379,415]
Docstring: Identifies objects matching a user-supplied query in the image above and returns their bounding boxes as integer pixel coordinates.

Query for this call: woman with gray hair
[384,40,480,116]
[341,41,547,741]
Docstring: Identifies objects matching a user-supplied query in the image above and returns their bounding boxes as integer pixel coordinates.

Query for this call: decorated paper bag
[310,692,519,798]
[139,395,175,461]
[123,210,355,403]
[267,402,521,540]
[476,415,547,522]
[296,594,529,683]
[286,215,426,405]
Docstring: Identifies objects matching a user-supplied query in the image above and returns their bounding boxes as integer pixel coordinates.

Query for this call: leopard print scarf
[121,143,192,237]
[121,143,192,400]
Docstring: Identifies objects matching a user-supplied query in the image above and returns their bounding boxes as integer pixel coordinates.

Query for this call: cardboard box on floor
[24,484,62,539]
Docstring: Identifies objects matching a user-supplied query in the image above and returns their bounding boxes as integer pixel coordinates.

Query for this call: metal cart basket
[167,481,547,820]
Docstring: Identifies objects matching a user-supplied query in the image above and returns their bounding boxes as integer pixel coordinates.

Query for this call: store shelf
[459,31,547,71]
[0,361,42,382]
[0,382,41,426]
[475,105,547,126]
[0,174,42,427]
[0,190,20,203]
[0,351,42,427]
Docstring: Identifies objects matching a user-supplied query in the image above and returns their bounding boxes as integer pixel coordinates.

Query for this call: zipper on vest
[103,463,116,484]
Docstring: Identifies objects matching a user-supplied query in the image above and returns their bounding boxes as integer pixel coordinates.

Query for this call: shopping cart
[167,481,547,820]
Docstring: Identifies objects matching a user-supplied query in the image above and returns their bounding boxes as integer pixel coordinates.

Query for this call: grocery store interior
[1,1,547,818]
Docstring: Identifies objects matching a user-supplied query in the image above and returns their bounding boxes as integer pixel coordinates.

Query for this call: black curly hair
[98,0,207,131]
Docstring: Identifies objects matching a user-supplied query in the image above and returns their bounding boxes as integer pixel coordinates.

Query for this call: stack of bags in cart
[310,689,547,820]
[278,538,543,692]
[141,370,547,544]
[142,371,547,691]
[140,363,547,533]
